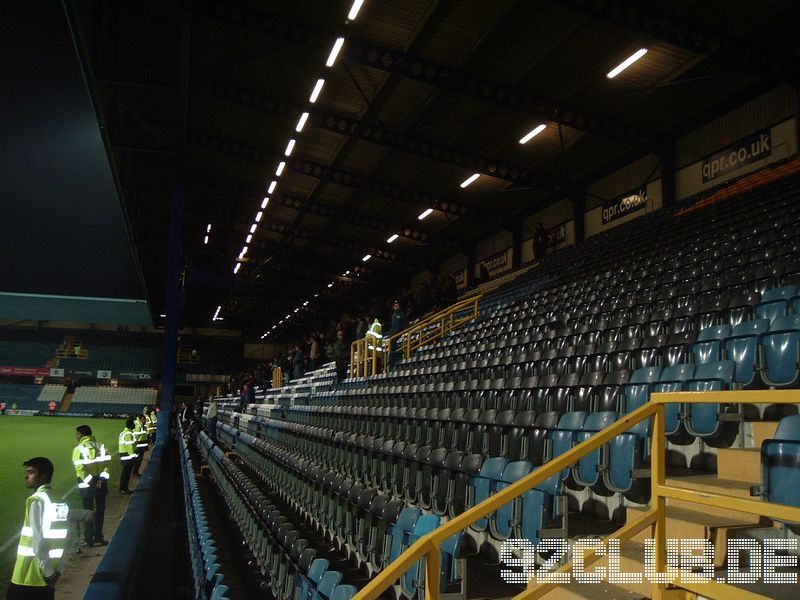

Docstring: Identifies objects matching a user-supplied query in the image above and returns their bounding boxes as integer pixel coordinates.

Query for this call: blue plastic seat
[469,457,507,531]
[401,514,441,599]
[573,411,617,490]
[298,559,329,600]
[756,286,797,323]
[330,584,358,600]
[761,315,800,387]
[760,415,800,527]
[492,461,532,540]
[691,324,731,364]
[549,412,588,481]
[685,361,735,438]
[313,571,343,600]
[725,319,769,388]
[622,366,661,413]
[605,416,650,502]
[653,363,694,439]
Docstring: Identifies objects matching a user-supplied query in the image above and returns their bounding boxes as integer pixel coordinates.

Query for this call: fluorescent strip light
[246,234,252,243]
[206,223,212,232]
[309,79,325,103]
[239,246,249,257]
[344,270,351,276]
[250,223,257,233]
[255,211,263,222]
[607,48,648,79]
[347,0,365,20]
[386,234,399,243]
[362,254,372,262]
[326,37,345,67]
[519,123,547,144]
[284,139,296,156]
[261,197,269,209]
[268,181,277,194]
[460,173,480,188]
[276,161,285,176]
[295,112,309,132]
[233,264,241,274]
[417,208,433,220]
[159,314,166,318]
[327,282,333,288]
[203,235,209,245]
[303,301,309,306]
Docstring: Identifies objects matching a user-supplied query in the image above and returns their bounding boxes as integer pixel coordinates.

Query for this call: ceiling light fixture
[246,234,252,243]
[159,314,166,318]
[250,223,257,234]
[519,123,547,144]
[268,181,277,194]
[362,254,372,262]
[295,112,309,132]
[206,224,212,232]
[417,208,433,220]
[240,246,249,256]
[386,234,399,243]
[276,161,286,176]
[347,0,365,20]
[327,282,333,288]
[326,37,345,66]
[607,48,648,79]
[203,235,209,245]
[255,211,263,222]
[460,173,480,188]
[309,79,325,103]
[233,263,241,274]
[344,270,351,275]
[284,139,296,156]
[261,197,269,209]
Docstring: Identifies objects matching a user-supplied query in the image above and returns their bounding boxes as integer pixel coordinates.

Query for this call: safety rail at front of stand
[349,295,482,379]
[353,390,800,600]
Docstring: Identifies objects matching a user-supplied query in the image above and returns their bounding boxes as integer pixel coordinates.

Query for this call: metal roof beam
[195,0,648,144]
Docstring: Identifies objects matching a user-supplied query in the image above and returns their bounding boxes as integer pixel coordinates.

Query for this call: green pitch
[0,416,125,595]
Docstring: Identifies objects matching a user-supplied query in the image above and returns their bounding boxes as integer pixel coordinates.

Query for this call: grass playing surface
[0,416,125,595]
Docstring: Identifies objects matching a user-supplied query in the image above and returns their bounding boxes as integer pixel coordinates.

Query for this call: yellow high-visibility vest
[11,485,68,586]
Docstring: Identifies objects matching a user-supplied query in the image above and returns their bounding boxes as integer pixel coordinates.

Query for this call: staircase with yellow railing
[354,390,800,600]
[349,295,482,378]
[55,336,88,360]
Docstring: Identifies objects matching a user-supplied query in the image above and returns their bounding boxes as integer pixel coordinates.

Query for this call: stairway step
[664,474,764,524]
[537,581,648,600]
[716,447,760,483]
[627,505,757,566]
[750,421,780,446]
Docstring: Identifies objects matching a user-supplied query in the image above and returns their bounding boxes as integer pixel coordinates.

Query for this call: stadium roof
[63,0,799,337]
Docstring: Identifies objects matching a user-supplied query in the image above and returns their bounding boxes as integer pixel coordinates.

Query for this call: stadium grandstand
[1,1,799,599]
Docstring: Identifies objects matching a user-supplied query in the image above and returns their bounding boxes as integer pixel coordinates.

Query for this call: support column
[659,139,677,208]
[570,186,586,244]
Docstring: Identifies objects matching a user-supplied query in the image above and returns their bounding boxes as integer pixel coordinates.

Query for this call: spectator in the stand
[389,301,409,337]
[293,342,306,379]
[318,332,328,365]
[334,328,349,382]
[309,335,320,371]
[355,315,367,340]
[205,395,218,441]
[238,380,249,413]
[533,222,547,259]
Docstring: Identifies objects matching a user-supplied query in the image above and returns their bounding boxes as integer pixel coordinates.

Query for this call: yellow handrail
[354,390,800,600]
[349,295,482,378]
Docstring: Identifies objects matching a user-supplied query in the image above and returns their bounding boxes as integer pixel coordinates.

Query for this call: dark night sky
[0,2,146,300]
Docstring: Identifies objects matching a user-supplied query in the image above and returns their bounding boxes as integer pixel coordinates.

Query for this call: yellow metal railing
[349,295,481,378]
[272,367,282,389]
[354,390,800,600]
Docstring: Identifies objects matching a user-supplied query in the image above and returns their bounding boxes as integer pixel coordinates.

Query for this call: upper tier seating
[0,384,46,411]
[0,340,57,367]
[68,386,157,415]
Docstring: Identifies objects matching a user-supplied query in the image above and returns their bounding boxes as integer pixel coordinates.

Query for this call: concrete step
[716,447,760,484]
[664,474,764,525]
[626,504,757,566]
[536,581,648,600]
[750,421,780,446]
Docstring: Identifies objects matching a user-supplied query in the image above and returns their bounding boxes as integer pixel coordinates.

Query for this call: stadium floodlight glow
[276,161,286,176]
[362,254,372,262]
[268,181,277,194]
[261,197,269,209]
[417,208,434,220]
[255,211,263,222]
[607,48,648,78]
[206,223,212,232]
[203,235,209,245]
[347,0,365,20]
[386,233,399,243]
[309,79,325,103]
[519,123,547,144]
[460,173,480,188]
[250,223,257,233]
[295,112,309,132]
[285,139,296,156]
[246,234,252,243]
[326,37,345,67]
